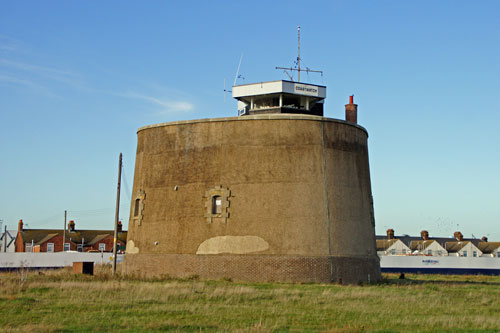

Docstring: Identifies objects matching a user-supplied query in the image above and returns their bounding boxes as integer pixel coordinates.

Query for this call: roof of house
[477,242,500,254]
[376,239,400,251]
[19,229,127,245]
[88,234,112,245]
[409,240,442,251]
[445,241,475,253]
[35,233,58,246]
[377,239,398,251]
[376,235,482,248]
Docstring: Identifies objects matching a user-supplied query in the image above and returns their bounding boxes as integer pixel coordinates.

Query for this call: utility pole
[63,210,67,252]
[112,153,122,276]
[0,220,3,252]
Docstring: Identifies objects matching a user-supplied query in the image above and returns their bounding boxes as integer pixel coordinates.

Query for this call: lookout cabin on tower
[233,80,326,116]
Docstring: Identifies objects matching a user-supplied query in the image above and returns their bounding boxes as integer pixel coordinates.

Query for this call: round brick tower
[123,81,380,284]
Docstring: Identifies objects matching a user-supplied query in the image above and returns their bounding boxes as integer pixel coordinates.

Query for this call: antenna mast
[276,25,322,82]
[297,25,301,82]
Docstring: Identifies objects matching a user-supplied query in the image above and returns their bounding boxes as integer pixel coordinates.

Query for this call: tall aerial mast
[276,25,322,82]
[297,25,301,82]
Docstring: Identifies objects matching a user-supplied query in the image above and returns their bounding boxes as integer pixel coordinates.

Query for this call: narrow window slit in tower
[212,196,222,214]
[134,198,140,217]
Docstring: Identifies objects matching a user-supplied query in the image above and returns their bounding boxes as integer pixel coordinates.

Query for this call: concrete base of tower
[122,254,381,284]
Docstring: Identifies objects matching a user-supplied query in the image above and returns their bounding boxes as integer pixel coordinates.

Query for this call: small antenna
[224,53,244,103]
[233,53,243,86]
[276,25,323,82]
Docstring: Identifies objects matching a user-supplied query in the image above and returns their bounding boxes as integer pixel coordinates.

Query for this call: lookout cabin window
[282,95,301,109]
[212,196,222,214]
[252,94,280,110]
[134,198,140,217]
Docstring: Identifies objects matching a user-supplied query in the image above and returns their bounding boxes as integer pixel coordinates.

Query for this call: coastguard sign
[294,83,319,96]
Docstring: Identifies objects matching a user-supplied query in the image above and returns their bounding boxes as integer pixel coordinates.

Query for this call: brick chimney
[420,230,429,240]
[481,236,488,242]
[117,221,122,232]
[68,220,76,232]
[345,95,358,124]
[386,228,395,240]
[18,219,23,232]
[453,231,463,241]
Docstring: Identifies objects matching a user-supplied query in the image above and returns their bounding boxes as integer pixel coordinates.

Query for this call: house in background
[14,219,127,253]
[444,231,482,257]
[376,239,410,255]
[477,242,500,258]
[445,241,482,257]
[410,240,448,256]
[377,229,411,255]
[409,230,448,256]
[376,229,498,257]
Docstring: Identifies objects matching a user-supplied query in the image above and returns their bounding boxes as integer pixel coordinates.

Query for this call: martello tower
[123,75,380,284]
[124,76,380,283]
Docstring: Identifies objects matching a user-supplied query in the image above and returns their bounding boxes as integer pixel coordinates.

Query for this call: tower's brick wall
[122,254,380,284]
[124,114,380,284]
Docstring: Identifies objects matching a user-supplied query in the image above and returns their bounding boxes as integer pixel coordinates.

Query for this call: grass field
[1,267,499,332]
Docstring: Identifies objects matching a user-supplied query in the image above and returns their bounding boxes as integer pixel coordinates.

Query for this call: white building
[232,80,326,116]
[445,241,482,257]
[377,239,410,256]
[410,240,448,256]
[478,242,500,258]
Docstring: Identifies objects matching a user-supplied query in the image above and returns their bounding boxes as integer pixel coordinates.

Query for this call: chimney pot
[68,220,76,232]
[386,228,395,240]
[117,221,123,232]
[345,95,358,124]
[18,219,23,232]
[481,236,488,242]
[453,231,463,241]
[420,230,429,240]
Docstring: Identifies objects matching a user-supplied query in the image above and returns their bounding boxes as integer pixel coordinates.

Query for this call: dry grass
[0,267,499,332]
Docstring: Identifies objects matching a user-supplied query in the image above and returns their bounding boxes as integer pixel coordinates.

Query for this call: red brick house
[15,220,127,253]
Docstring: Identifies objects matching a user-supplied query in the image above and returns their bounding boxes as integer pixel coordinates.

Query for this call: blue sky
[1,1,499,240]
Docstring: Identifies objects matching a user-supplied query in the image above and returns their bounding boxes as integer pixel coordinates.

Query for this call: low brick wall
[122,254,380,284]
